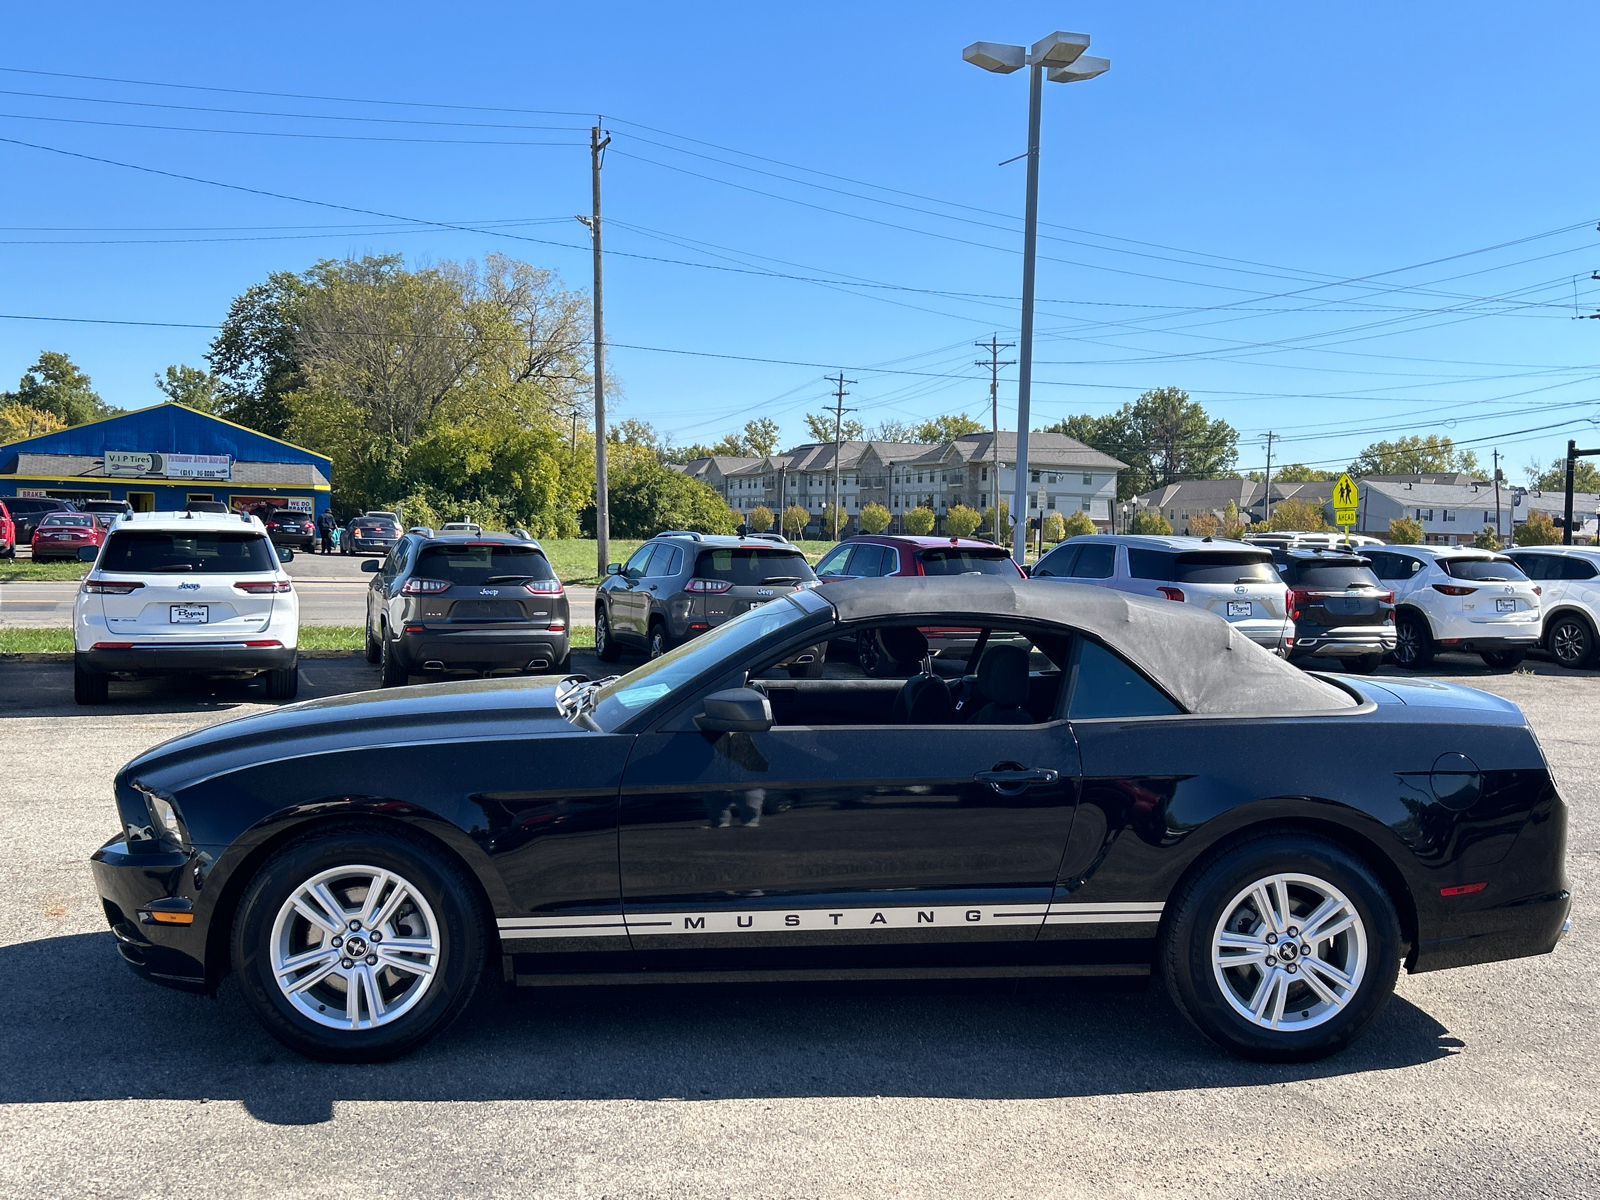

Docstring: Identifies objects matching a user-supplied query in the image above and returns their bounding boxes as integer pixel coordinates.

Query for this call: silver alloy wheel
[1551,618,1590,666]
[269,864,441,1032]
[649,626,666,658]
[1211,872,1369,1032]
[595,612,608,653]
[1394,620,1420,665]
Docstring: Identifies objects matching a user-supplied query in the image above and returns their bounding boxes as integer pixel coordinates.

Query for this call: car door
[615,626,1083,974]
[1030,542,1080,579]
[610,543,660,643]
[1063,541,1117,588]
[370,539,409,639]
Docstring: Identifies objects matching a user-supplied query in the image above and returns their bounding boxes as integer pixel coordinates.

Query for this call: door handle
[973,767,1060,795]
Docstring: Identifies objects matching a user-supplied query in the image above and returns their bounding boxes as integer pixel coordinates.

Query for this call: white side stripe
[497,901,1163,940]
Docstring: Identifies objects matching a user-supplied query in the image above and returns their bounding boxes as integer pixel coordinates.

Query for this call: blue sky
[2,1,1597,480]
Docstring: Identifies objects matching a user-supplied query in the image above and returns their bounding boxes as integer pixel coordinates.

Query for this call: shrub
[819,503,849,538]
[1473,525,1502,550]
[781,504,811,539]
[1259,497,1330,532]
[1187,510,1220,537]
[1218,500,1247,540]
[1129,510,1172,535]
[858,502,891,534]
[747,505,774,533]
[1388,516,1423,544]
[982,500,1010,539]
[946,504,983,538]
[904,506,936,535]
[1060,510,1097,539]
[1515,509,1561,546]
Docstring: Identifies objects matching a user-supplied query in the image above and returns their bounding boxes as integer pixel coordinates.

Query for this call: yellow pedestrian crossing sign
[1332,473,1359,528]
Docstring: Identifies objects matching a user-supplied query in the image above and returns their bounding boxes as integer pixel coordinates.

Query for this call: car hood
[118,675,580,795]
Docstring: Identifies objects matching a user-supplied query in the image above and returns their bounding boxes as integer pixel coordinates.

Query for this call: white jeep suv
[73,511,300,704]
[1362,545,1541,670]
[1503,546,1600,670]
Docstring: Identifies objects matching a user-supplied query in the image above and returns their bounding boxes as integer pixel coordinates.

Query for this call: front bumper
[395,627,570,672]
[78,644,297,677]
[89,836,210,991]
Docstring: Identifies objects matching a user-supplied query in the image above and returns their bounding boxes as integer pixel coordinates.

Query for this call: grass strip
[1,622,594,655]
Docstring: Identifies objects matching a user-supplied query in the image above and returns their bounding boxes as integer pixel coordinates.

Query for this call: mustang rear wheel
[232,826,487,1062]
[1162,834,1399,1061]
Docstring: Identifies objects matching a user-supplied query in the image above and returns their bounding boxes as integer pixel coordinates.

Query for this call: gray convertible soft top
[818,575,1356,715]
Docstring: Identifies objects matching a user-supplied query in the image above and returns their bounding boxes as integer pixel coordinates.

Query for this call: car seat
[883,626,954,724]
[970,643,1033,724]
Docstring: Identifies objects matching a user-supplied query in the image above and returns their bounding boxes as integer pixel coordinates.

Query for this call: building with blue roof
[0,403,331,517]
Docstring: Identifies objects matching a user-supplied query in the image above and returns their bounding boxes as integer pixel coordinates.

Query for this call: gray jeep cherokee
[594,531,818,662]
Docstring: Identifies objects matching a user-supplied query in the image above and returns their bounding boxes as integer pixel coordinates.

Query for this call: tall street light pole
[964,33,1110,564]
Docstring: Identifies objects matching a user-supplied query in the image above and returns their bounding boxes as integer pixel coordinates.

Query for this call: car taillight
[523,580,564,595]
[401,578,452,594]
[1378,591,1394,604]
[548,620,566,632]
[1431,583,1476,596]
[1156,586,1184,601]
[244,639,283,648]
[235,580,292,594]
[92,641,133,649]
[1532,585,1542,596]
[83,580,143,595]
[685,578,733,593]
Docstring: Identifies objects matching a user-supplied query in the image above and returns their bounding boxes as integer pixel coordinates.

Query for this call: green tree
[597,457,736,537]
[1473,525,1503,550]
[208,268,315,438]
[1219,500,1248,540]
[0,402,66,443]
[747,505,774,532]
[820,502,849,538]
[781,504,811,539]
[982,499,1010,540]
[804,412,865,442]
[904,506,936,535]
[740,417,780,456]
[6,351,112,426]
[611,418,663,450]
[1129,510,1173,535]
[1187,510,1221,537]
[155,364,222,413]
[1047,387,1237,499]
[1348,435,1479,478]
[1060,510,1096,539]
[912,413,984,443]
[1515,509,1561,546]
[946,504,982,538]
[1388,516,1424,544]
[1525,455,1600,493]
[858,502,891,534]
[1259,497,1331,532]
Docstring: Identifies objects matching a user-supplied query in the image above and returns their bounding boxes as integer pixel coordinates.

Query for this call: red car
[31,512,105,562]
[814,535,1026,675]
[0,499,14,559]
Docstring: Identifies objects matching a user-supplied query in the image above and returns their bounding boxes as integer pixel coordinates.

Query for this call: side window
[1067,639,1181,720]
[1563,557,1597,581]
[624,544,656,580]
[877,546,902,576]
[1401,556,1425,579]
[1366,553,1400,581]
[859,545,892,576]
[1127,548,1171,580]
[1510,555,1548,581]
[816,545,855,578]
[1071,543,1116,579]
[1032,544,1078,578]
[644,545,680,577]
[381,541,407,583]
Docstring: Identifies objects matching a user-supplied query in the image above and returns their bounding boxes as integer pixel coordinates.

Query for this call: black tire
[379,630,408,688]
[364,622,381,665]
[1344,653,1383,675]
[552,650,572,675]
[1546,613,1596,670]
[647,620,669,660]
[1391,612,1434,669]
[73,657,108,705]
[1162,833,1400,1062]
[1480,648,1528,671]
[594,607,621,663]
[857,629,898,678]
[264,664,300,700]
[230,824,488,1062]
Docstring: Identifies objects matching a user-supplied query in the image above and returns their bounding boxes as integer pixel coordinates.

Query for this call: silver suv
[1030,535,1292,653]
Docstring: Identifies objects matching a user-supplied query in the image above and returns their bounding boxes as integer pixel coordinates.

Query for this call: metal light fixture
[964,31,1111,564]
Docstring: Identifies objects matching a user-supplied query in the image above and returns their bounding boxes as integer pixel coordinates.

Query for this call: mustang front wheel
[232,826,487,1061]
[1163,834,1399,1061]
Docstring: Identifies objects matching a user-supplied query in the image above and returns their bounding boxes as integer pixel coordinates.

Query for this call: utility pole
[569,407,581,453]
[976,334,1015,539]
[1261,431,1276,524]
[577,123,612,579]
[1493,448,1503,547]
[827,372,856,541]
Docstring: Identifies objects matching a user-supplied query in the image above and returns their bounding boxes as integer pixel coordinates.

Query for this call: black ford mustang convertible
[91,577,1570,1062]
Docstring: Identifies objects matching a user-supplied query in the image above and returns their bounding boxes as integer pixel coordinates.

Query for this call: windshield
[414,544,554,585]
[1442,557,1528,582]
[1172,552,1279,585]
[41,514,94,527]
[352,518,397,532]
[917,548,1017,576]
[269,509,307,522]
[694,547,816,585]
[588,595,815,729]
[99,530,277,574]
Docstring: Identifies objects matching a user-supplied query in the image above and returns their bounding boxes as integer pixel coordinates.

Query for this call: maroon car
[30,512,105,562]
[814,535,1026,674]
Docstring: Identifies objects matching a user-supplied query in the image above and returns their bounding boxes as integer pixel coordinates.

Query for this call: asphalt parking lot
[0,652,1594,1199]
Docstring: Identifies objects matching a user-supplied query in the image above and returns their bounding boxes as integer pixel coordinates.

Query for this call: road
[0,656,1593,1199]
[0,551,598,626]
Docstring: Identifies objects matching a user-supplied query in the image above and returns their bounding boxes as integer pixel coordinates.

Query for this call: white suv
[1503,546,1600,670]
[73,511,300,704]
[1362,545,1541,670]
[1030,535,1292,653]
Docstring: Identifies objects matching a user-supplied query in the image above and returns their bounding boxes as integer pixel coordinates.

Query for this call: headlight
[134,785,189,850]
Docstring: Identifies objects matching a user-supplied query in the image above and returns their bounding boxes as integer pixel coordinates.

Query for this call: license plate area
[170,605,209,624]
[1227,601,1253,617]
[1496,598,1517,613]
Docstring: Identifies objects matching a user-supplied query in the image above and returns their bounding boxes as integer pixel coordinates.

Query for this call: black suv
[363,532,571,685]
[263,507,316,550]
[595,531,817,661]
[4,496,77,543]
[1272,547,1396,673]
